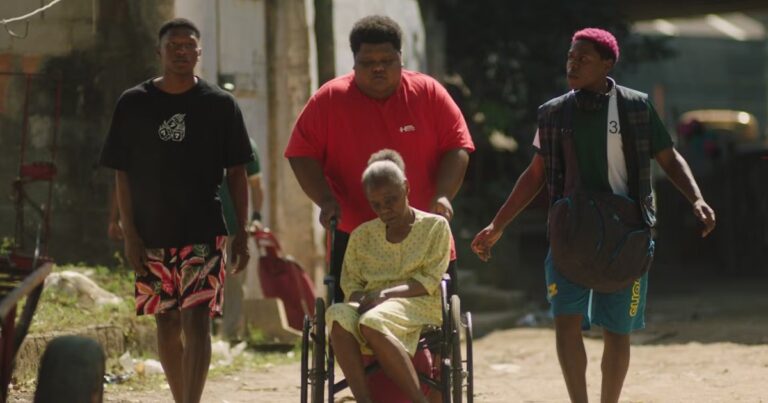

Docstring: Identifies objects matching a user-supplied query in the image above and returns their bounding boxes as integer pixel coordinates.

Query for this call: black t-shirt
[100,78,253,248]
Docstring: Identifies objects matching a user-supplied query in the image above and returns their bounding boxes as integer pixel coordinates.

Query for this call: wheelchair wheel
[300,314,311,403]
[311,298,327,403]
[465,311,474,403]
[439,281,451,401]
[450,294,463,403]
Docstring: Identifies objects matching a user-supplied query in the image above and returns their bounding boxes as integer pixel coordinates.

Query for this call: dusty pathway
[100,324,768,403]
[13,280,768,402]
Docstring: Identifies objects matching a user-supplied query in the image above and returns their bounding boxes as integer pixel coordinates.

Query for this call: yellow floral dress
[325,209,451,356]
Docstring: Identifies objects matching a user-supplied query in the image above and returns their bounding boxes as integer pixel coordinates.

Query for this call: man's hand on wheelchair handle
[430,196,454,221]
[319,197,341,230]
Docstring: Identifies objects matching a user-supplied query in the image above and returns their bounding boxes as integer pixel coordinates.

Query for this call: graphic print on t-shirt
[158,113,186,142]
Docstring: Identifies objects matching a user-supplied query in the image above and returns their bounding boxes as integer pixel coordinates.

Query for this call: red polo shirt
[285,70,474,255]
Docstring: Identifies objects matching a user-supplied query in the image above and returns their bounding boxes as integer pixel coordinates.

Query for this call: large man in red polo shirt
[285,15,474,302]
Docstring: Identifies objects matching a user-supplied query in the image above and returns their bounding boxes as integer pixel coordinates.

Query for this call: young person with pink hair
[472,28,715,402]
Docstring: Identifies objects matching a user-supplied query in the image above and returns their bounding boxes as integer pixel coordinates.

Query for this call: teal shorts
[544,249,648,334]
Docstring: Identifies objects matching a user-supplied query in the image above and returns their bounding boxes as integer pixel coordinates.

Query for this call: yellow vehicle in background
[676,109,764,166]
[678,109,758,142]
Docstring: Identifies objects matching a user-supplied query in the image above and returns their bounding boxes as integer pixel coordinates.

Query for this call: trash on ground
[45,270,123,307]
[212,340,248,367]
[119,351,165,376]
[104,372,131,384]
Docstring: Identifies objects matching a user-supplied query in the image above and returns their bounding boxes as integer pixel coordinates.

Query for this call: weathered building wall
[0,1,173,263]
[174,1,271,224]
[333,0,427,74]
[175,0,320,287]
[265,0,318,275]
[0,0,429,278]
[0,0,318,271]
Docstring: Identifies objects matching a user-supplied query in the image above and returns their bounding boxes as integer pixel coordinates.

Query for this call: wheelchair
[299,272,474,403]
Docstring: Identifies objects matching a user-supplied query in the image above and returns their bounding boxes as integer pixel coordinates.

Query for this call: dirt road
[96,328,768,402]
[13,279,768,402]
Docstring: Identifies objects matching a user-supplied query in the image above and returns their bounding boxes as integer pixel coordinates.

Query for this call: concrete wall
[0,0,173,263]
[0,0,290,267]
[173,0,276,297]
[332,0,427,75]
[265,0,318,276]
[175,0,271,223]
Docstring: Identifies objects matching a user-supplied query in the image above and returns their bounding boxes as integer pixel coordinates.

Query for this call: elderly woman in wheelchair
[325,149,451,403]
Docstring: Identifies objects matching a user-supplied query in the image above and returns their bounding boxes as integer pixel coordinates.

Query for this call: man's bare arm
[471,154,546,261]
[115,171,147,275]
[430,148,470,221]
[227,165,251,273]
[655,147,716,237]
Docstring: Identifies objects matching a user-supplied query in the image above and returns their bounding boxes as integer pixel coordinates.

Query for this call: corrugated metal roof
[633,13,766,41]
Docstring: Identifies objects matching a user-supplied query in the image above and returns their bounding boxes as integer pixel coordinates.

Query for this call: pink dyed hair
[572,28,619,62]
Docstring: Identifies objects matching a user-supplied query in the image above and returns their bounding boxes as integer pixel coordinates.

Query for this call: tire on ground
[34,335,106,403]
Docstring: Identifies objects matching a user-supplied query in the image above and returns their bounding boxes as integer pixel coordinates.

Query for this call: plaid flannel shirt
[537,84,657,228]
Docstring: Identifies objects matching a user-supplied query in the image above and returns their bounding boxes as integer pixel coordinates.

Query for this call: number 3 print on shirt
[609,120,619,134]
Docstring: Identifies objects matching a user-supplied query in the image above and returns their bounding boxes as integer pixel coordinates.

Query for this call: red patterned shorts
[135,236,226,316]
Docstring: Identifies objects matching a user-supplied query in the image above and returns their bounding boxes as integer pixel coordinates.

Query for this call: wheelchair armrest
[440,273,452,298]
[440,274,451,296]
[324,275,337,304]
[323,275,336,287]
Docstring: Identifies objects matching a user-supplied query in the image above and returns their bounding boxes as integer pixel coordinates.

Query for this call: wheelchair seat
[299,273,474,402]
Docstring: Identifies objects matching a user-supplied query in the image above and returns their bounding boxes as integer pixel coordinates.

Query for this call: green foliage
[29,264,151,336]
[246,325,267,345]
[1,237,15,255]
[14,262,299,393]
[113,250,126,269]
[440,0,674,136]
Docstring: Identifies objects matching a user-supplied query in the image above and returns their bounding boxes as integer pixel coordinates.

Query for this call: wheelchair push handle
[325,216,339,302]
[327,215,338,263]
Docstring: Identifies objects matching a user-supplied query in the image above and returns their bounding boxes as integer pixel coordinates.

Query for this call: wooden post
[314,0,336,85]
[265,0,319,275]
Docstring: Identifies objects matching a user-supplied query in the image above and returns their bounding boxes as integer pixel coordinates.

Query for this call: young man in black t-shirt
[100,18,253,403]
